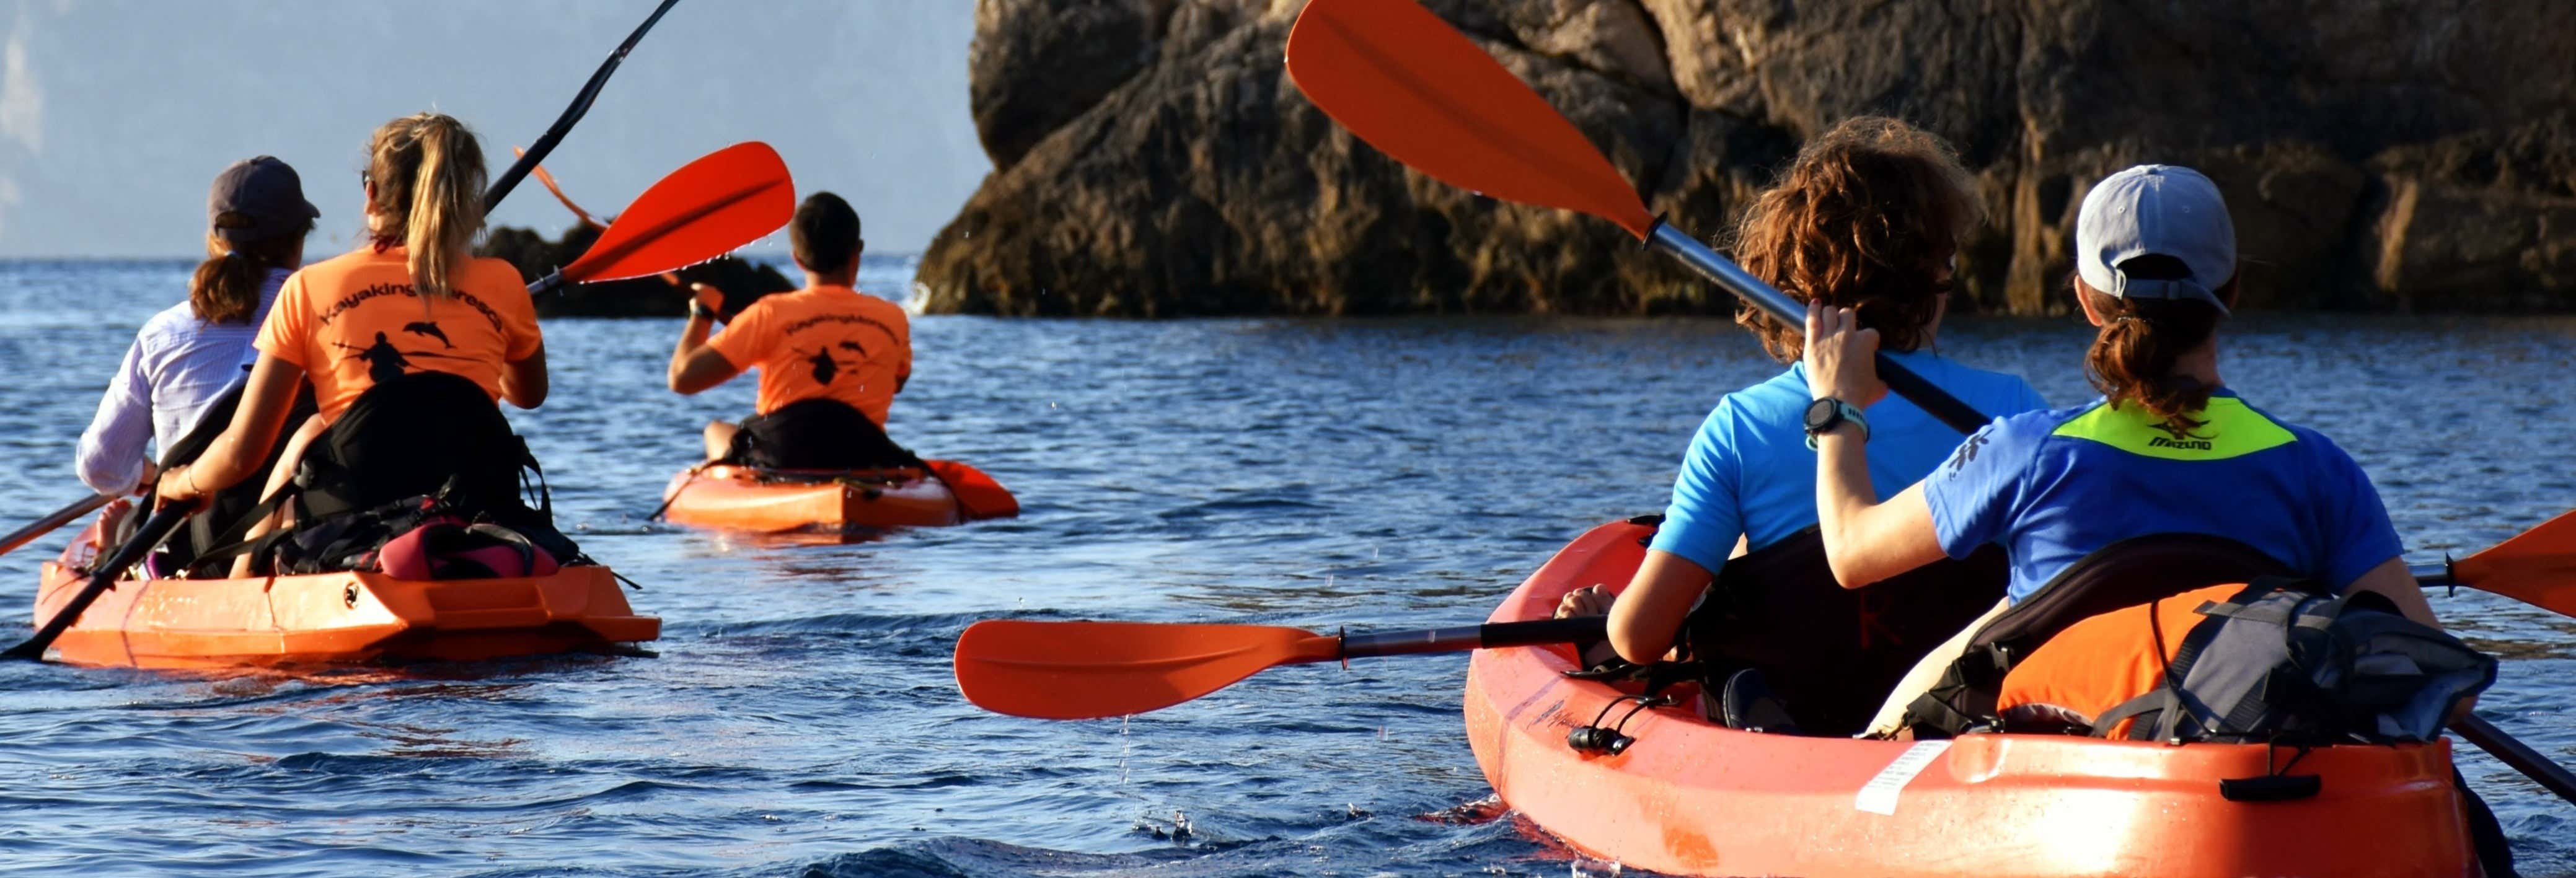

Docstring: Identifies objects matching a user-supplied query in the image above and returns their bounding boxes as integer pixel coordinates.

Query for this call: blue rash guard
[1921,389,2404,604]
[1651,350,2049,575]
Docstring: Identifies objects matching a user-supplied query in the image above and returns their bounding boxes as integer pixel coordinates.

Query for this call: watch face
[1805,397,1839,432]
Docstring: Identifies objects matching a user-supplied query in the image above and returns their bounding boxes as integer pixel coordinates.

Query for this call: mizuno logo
[2146,436,2213,450]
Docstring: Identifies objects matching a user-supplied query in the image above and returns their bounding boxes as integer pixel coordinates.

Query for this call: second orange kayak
[659,464,963,533]
[33,522,659,670]
[1467,519,2479,877]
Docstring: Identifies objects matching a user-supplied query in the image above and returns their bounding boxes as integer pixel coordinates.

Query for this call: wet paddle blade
[955,620,1341,719]
[560,141,795,284]
[2450,509,2576,618]
[1284,0,1654,239]
[923,459,1020,521]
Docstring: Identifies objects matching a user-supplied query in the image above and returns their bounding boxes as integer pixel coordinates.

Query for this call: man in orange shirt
[666,192,913,468]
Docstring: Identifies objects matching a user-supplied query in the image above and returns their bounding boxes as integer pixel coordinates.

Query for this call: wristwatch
[1804,398,1869,449]
[687,298,717,321]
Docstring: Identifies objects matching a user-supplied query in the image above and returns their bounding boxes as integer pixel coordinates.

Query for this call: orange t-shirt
[1996,584,2241,737]
[256,246,543,421]
[705,284,911,423]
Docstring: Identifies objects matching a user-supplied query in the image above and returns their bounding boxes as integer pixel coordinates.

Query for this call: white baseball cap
[2075,165,2235,314]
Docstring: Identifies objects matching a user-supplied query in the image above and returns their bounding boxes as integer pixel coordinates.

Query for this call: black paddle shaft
[482,0,683,211]
[1340,616,1608,659]
[2456,714,2576,805]
[1646,222,1993,435]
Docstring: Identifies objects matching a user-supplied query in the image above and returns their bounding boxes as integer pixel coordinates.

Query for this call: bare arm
[501,341,547,409]
[667,311,739,395]
[155,354,304,506]
[667,289,743,395]
[1803,301,1950,589]
[1598,550,1715,664]
[2345,556,2441,628]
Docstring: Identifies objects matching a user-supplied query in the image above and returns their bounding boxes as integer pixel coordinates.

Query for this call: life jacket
[1673,520,2009,737]
[187,372,581,577]
[1901,533,2296,737]
[2075,581,2495,745]
[726,397,916,470]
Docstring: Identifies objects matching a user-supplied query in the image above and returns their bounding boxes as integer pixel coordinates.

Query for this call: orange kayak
[32,522,659,670]
[658,464,964,533]
[1467,519,2478,877]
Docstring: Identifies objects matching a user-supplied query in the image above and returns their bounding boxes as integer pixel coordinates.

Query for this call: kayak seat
[1682,525,2009,737]
[1902,532,2295,737]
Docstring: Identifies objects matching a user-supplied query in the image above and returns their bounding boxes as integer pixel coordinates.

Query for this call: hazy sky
[0,0,986,258]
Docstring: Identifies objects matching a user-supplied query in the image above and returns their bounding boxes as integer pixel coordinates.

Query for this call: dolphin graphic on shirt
[402,321,454,348]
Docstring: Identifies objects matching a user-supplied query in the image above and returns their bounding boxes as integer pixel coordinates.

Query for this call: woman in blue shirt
[1801,164,2445,736]
[1557,118,2047,671]
[74,157,314,496]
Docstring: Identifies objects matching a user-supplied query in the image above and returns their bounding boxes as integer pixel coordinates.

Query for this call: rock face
[483,224,795,318]
[919,0,2576,316]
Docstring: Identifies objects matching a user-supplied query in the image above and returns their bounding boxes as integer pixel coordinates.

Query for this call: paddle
[482,0,683,212]
[2,141,793,662]
[920,459,1019,521]
[1281,0,1987,435]
[0,494,113,560]
[2412,509,2576,619]
[956,616,1602,720]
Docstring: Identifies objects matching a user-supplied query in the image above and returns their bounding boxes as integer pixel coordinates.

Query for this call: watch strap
[1804,400,1869,450]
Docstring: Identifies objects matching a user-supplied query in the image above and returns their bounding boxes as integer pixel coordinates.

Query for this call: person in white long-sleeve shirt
[76,156,315,496]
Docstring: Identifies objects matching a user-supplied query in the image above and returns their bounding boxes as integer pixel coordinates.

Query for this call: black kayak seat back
[1967,532,2299,659]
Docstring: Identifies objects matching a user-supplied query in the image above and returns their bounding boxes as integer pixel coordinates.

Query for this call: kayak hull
[33,523,659,670]
[1465,520,2477,877]
[659,465,961,533]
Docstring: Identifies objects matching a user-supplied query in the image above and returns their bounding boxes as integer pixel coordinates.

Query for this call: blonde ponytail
[366,113,487,298]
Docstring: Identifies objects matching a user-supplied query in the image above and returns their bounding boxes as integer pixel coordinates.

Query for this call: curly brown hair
[1730,116,1980,362]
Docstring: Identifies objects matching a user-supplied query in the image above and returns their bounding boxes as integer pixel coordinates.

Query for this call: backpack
[2089,580,2496,745]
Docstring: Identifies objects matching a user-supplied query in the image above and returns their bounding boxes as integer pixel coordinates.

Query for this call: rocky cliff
[918,0,2575,317]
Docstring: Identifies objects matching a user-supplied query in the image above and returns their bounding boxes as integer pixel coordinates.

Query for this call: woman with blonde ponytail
[74,157,315,498]
[157,113,552,571]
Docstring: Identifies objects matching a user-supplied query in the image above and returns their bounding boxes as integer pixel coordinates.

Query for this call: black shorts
[726,398,914,470]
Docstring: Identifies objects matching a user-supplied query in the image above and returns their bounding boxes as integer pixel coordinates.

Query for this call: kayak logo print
[798,341,869,384]
[2146,418,2213,452]
[1944,432,1988,473]
[315,283,508,334]
[332,330,474,384]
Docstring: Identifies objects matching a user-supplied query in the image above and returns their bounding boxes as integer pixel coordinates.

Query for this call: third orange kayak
[659,464,964,533]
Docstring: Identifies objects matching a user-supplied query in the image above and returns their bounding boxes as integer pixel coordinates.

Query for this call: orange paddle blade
[561,141,795,284]
[955,620,1341,719]
[1284,0,1654,239]
[923,459,1020,520]
[2451,509,2576,618]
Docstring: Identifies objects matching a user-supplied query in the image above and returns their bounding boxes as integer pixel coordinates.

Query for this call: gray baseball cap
[2075,164,2235,314]
[208,156,320,245]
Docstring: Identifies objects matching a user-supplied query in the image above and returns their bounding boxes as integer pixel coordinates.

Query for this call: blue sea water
[0,256,2567,876]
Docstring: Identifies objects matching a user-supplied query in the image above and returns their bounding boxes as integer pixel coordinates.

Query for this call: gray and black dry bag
[2091,579,2497,744]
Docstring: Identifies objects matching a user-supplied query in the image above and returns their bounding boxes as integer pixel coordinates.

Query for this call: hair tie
[223,250,243,262]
